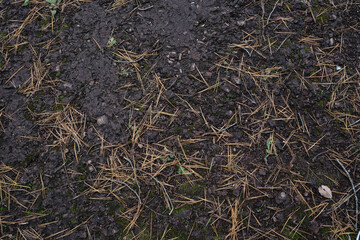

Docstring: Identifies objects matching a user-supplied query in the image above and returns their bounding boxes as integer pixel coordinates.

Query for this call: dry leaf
[318,185,332,199]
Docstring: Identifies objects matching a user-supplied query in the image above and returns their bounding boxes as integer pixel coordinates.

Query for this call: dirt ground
[1,0,360,239]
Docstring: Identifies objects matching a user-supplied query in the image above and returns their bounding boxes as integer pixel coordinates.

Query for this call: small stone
[97,115,108,125]
[275,138,283,150]
[309,220,320,234]
[280,192,286,199]
[237,20,245,26]
[329,38,334,45]
[63,82,73,89]
[226,110,233,117]
[190,53,201,61]
[204,71,213,78]
[268,119,276,127]
[259,168,267,176]
[276,191,287,204]
[232,75,241,84]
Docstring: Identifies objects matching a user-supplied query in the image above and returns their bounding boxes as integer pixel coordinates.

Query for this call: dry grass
[109,0,135,10]
[88,2,360,236]
[88,124,207,232]
[0,0,89,84]
[0,164,47,237]
[18,55,57,96]
[204,2,360,238]
[36,104,88,163]
[1,0,359,239]
[0,108,13,132]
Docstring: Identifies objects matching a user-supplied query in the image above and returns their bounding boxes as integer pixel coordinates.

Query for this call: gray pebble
[97,115,108,125]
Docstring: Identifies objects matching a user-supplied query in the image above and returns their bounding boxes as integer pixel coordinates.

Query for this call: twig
[111,56,144,63]
[275,35,291,53]
[350,119,360,126]
[219,123,237,133]
[335,159,358,231]
[266,0,280,25]
[123,156,141,194]
[298,112,306,133]
[228,44,251,57]
[151,176,174,215]
[115,180,142,205]
[138,5,153,11]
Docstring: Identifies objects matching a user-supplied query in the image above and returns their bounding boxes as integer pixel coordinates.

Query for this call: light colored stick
[336,159,358,231]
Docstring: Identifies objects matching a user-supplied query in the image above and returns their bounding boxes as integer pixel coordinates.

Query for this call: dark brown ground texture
[1,0,360,239]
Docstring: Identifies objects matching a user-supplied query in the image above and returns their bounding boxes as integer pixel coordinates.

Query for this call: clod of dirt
[258,168,267,176]
[275,191,287,204]
[174,209,192,219]
[97,115,108,125]
[309,220,320,234]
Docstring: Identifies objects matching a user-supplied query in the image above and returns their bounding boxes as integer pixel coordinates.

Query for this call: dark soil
[1,0,360,239]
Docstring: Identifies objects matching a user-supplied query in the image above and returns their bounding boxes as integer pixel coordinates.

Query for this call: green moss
[58,94,64,101]
[173,125,182,135]
[76,174,86,181]
[0,32,6,40]
[161,153,175,162]
[28,183,40,190]
[61,23,69,30]
[316,14,329,24]
[215,109,223,117]
[25,150,40,162]
[28,103,36,112]
[0,55,4,68]
[70,218,77,225]
[0,132,3,145]
[54,103,64,111]
[143,63,151,71]
[18,44,27,53]
[114,216,129,227]
[24,113,33,120]
[282,227,302,240]
[71,202,77,214]
[316,100,324,108]
[107,202,120,216]
[178,182,203,196]
[166,227,188,239]
[40,20,48,27]
[172,205,189,215]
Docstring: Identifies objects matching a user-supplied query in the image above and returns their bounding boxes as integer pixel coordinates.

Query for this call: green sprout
[107,37,116,48]
[177,165,190,174]
[264,136,276,165]
[46,0,61,16]
[266,137,272,154]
